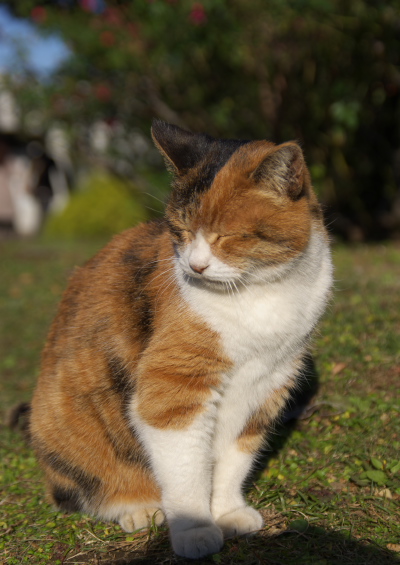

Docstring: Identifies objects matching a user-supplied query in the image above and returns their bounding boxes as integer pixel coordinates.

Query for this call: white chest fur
[176,227,332,396]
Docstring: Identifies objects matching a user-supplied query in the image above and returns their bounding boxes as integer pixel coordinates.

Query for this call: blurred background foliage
[3,0,400,240]
[43,171,148,239]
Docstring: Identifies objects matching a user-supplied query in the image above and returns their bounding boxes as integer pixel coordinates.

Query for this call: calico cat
[30,120,332,559]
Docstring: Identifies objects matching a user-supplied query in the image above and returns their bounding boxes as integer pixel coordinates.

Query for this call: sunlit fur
[30,121,332,559]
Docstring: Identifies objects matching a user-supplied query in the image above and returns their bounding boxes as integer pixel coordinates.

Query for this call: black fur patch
[126,289,155,343]
[108,357,135,398]
[123,249,158,286]
[39,448,101,499]
[52,485,83,513]
[122,249,159,343]
[171,138,250,208]
[165,218,184,244]
[136,296,154,342]
[105,358,151,469]
[7,402,31,439]
[105,425,151,469]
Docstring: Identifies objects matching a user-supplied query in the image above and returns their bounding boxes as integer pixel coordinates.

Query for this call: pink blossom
[189,3,207,25]
[80,0,97,12]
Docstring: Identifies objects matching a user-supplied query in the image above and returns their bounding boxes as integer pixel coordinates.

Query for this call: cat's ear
[151,119,210,174]
[252,143,306,199]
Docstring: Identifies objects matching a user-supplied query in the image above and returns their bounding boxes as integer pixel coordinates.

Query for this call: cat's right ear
[252,142,306,200]
[151,120,210,174]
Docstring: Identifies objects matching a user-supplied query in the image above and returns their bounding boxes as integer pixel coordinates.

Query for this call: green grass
[1,238,399,564]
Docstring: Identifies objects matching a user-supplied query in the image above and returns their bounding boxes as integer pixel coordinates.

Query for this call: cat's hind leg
[96,465,164,532]
[117,504,165,532]
[45,463,164,532]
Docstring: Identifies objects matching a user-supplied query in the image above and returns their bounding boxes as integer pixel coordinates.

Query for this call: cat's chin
[182,272,235,292]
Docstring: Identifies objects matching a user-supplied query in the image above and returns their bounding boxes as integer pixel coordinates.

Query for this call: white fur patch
[177,230,241,282]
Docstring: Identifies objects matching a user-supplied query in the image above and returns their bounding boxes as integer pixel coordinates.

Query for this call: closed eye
[210,233,257,245]
[215,233,242,240]
[210,233,236,244]
[240,231,275,241]
[219,233,259,240]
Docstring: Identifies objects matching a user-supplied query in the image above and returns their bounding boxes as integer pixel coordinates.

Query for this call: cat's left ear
[252,142,306,200]
[151,119,211,174]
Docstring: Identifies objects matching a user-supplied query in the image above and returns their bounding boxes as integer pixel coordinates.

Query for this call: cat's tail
[6,402,31,442]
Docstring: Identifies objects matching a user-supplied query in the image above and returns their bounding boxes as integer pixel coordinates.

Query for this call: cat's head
[152,120,322,288]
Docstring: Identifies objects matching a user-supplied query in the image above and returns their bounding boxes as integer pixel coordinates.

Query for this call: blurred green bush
[44,172,148,239]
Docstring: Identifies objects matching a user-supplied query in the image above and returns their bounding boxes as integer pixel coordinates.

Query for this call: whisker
[140,266,177,294]
[231,280,240,296]
[152,276,177,311]
[225,281,234,305]
[145,205,164,215]
[150,266,177,283]
[127,255,176,286]
[142,192,166,205]
[136,256,175,270]
[237,276,253,295]
[229,277,251,318]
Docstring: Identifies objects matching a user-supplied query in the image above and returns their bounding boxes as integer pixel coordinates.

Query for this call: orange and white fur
[30,120,332,559]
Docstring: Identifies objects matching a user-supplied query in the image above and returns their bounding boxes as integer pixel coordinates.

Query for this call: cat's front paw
[171,524,224,559]
[216,506,263,538]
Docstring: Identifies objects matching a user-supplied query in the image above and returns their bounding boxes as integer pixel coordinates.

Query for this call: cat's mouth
[182,271,235,292]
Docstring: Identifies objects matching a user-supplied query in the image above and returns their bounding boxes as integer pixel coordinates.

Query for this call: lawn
[0,237,399,565]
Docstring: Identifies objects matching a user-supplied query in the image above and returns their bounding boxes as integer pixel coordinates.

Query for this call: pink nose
[190,263,207,274]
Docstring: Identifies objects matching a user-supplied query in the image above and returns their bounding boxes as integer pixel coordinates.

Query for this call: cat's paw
[119,506,164,532]
[171,524,224,559]
[216,506,263,538]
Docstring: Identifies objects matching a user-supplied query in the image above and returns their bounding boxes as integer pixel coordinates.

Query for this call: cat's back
[62,218,170,306]
[38,218,174,386]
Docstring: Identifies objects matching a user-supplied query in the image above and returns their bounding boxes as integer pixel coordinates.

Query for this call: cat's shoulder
[74,218,171,276]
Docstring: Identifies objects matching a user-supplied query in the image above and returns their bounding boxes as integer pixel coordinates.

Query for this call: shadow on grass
[75,525,400,565]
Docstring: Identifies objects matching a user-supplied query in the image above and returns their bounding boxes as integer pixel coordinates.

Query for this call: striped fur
[30,120,332,559]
